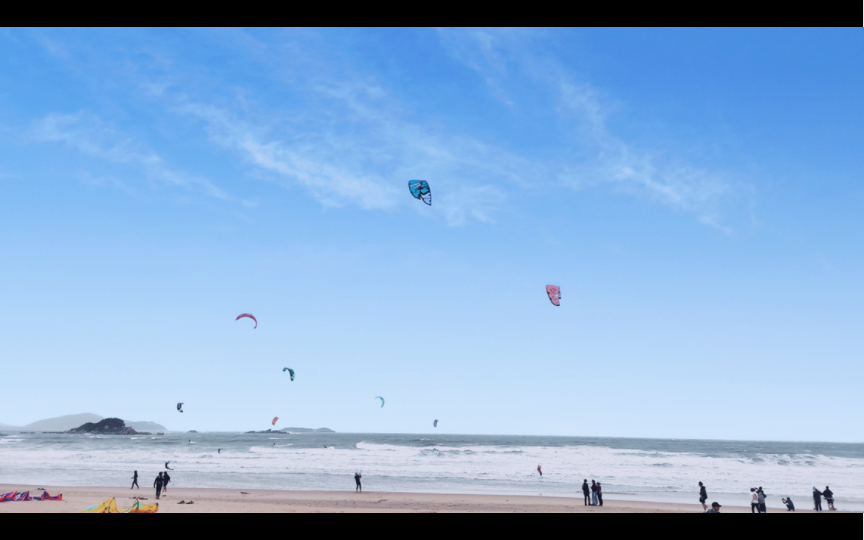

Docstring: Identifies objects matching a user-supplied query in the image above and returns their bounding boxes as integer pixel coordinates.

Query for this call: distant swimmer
[324,445,327,449]
[218,449,221,454]
[537,465,542,477]
[165,462,173,470]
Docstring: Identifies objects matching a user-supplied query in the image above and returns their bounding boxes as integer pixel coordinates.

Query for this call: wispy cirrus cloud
[29,112,233,202]
[437,28,742,230]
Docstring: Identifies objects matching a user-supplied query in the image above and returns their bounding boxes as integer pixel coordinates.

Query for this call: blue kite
[408,180,432,206]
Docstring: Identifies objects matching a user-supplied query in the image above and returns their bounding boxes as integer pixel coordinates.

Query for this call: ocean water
[1,432,862,511]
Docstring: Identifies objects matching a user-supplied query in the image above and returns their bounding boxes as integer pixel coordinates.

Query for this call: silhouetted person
[707,502,721,513]
[537,465,542,477]
[354,472,362,492]
[812,487,823,512]
[782,497,795,511]
[597,482,603,507]
[131,471,139,490]
[823,486,835,511]
[154,472,165,500]
[165,462,173,470]
[163,472,171,493]
[582,480,590,506]
[699,482,708,512]
[591,480,598,506]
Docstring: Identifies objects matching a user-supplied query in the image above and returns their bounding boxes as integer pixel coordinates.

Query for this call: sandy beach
[0,485,839,513]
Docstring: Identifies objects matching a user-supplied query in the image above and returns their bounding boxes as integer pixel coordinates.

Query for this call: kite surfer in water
[165,462,173,470]
[537,465,543,477]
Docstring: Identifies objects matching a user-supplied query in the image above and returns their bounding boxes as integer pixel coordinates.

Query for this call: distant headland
[0,413,167,433]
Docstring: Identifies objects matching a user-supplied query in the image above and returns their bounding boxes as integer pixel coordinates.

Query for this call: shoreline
[0,485,849,513]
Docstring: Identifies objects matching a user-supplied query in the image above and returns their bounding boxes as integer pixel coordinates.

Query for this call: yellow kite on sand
[81,498,158,514]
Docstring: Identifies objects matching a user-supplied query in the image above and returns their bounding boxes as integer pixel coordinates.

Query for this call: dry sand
[0,484,837,513]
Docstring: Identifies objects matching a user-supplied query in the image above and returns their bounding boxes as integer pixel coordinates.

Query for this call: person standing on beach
[354,472,362,492]
[749,488,759,513]
[131,471,139,490]
[698,482,708,512]
[823,486,835,511]
[812,487,823,512]
[596,482,604,507]
[154,472,165,500]
[582,480,590,506]
[163,472,171,493]
[591,480,598,506]
[756,487,766,513]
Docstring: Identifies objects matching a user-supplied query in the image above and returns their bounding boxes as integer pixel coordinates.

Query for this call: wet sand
[0,484,837,513]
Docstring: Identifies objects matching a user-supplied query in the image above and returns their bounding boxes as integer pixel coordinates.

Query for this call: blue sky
[0,28,862,441]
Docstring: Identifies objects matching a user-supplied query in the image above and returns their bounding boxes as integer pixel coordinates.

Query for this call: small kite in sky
[177,403,184,413]
[272,417,279,427]
[236,313,258,329]
[408,180,431,206]
[433,420,438,428]
[376,396,385,408]
[546,285,561,307]
[283,368,295,381]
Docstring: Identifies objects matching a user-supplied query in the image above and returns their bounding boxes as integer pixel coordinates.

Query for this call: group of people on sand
[131,470,171,500]
[581,480,603,506]
[698,482,838,513]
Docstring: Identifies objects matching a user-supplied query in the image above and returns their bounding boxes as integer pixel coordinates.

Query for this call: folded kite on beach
[124,499,159,513]
[82,498,119,513]
[36,491,63,501]
[0,492,18,502]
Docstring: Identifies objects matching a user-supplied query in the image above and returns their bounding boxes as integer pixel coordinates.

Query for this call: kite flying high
[408,180,431,206]
[375,396,385,408]
[283,368,295,381]
[546,285,561,307]
[236,313,258,329]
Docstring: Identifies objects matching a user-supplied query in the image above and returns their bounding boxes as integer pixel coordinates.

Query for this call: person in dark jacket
[590,480,598,506]
[823,487,835,511]
[131,471,139,490]
[163,472,171,493]
[596,482,604,507]
[582,480,590,506]
[781,497,795,511]
[757,487,767,513]
[707,502,721,513]
[154,472,165,500]
[698,482,708,512]
[812,487,823,512]
[354,472,362,492]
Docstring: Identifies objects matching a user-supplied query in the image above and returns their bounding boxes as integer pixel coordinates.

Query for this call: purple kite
[546,285,561,307]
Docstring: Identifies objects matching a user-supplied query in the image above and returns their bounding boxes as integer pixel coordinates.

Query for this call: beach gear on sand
[408,180,432,206]
[82,498,120,513]
[36,491,62,501]
[236,313,258,329]
[124,499,159,513]
[0,492,18,502]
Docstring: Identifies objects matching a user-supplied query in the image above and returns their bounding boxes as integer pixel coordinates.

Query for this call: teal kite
[282,368,295,381]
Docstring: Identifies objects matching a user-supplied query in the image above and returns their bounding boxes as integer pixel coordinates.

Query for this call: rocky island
[66,418,148,435]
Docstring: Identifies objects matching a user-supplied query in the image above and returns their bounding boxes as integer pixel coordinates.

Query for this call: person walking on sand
[131,471,139,490]
[163,472,171,493]
[596,482,604,507]
[354,472,362,493]
[154,472,165,500]
[698,482,708,512]
[823,486,835,511]
[749,488,759,513]
[756,487,767,513]
[582,480,590,506]
[591,480,598,506]
[812,487,823,512]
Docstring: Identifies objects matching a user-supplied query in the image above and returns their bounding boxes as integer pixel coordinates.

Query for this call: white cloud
[30,112,232,202]
[437,28,743,229]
